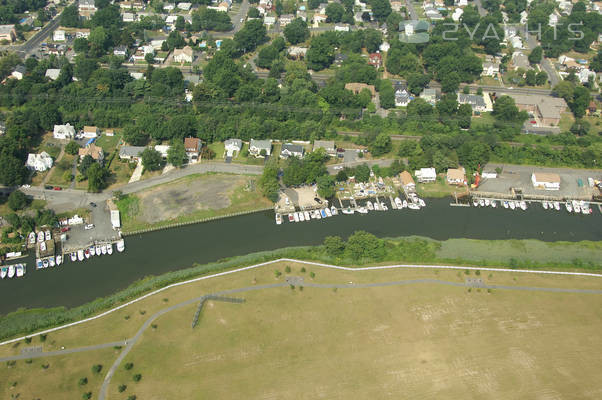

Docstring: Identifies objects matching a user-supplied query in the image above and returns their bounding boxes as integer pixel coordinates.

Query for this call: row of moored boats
[0,263,26,279]
[473,198,595,214]
[278,206,339,224]
[473,198,527,210]
[36,239,125,269]
[563,200,594,215]
[29,230,52,244]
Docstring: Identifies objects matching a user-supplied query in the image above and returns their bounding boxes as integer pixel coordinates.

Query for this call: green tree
[167,140,187,167]
[234,19,267,53]
[306,34,335,71]
[323,235,345,256]
[528,46,543,64]
[61,5,80,27]
[344,230,386,260]
[65,141,80,155]
[87,163,109,193]
[325,3,345,22]
[371,0,392,21]
[354,163,371,182]
[316,175,335,198]
[492,95,520,121]
[259,161,280,202]
[8,190,28,211]
[370,133,392,156]
[284,18,309,44]
[141,148,163,172]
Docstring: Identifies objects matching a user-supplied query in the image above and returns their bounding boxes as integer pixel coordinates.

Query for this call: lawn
[46,154,75,188]
[208,141,226,159]
[95,132,122,154]
[558,111,575,131]
[471,112,496,129]
[416,176,467,198]
[7,260,599,399]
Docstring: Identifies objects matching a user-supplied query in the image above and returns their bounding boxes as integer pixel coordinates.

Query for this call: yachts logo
[399,20,430,43]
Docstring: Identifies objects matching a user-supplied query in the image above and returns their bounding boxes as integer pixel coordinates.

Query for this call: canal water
[1,198,600,314]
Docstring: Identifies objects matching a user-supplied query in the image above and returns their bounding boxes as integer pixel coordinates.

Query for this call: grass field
[3,261,602,399]
[416,176,467,198]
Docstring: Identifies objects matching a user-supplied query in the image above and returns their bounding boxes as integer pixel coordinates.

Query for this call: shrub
[284,265,291,273]
[24,337,32,344]
[127,396,137,400]
[26,359,32,364]
[92,364,102,373]
[274,270,281,278]
[133,373,142,382]
[475,270,480,276]
[118,384,127,392]
[40,334,47,342]
[309,272,315,278]
[300,267,306,273]
[78,377,88,386]
[82,392,92,399]
[125,362,134,370]
[290,284,295,290]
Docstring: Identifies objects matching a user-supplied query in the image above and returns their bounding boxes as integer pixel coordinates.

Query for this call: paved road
[523,27,561,87]
[0,340,126,363]
[473,0,487,17]
[231,0,250,33]
[405,0,418,20]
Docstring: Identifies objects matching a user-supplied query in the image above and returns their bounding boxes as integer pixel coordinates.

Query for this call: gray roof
[281,143,304,154]
[225,138,242,148]
[0,24,14,34]
[458,93,486,108]
[313,140,335,151]
[250,139,271,150]
[119,146,146,157]
[14,65,26,74]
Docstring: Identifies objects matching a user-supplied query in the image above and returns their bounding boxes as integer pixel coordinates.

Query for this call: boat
[542,201,548,210]
[324,207,331,217]
[318,209,326,218]
[0,267,7,279]
[418,198,426,207]
[56,255,62,265]
[553,202,560,211]
[503,200,509,209]
[394,197,402,208]
[45,230,51,241]
[304,211,311,220]
[77,249,84,261]
[8,265,15,278]
[342,207,354,215]
[520,201,527,210]
[374,202,380,211]
[275,213,282,225]
[478,199,485,207]
[509,201,516,210]
[330,206,338,216]
[484,199,490,207]
[367,201,374,210]
[96,245,102,255]
[101,245,107,255]
[116,240,125,253]
[37,231,44,242]
[314,209,321,219]
[28,232,36,245]
[90,246,96,256]
[36,259,43,269]
[472,199,478,207]
[16,264,24,277]
[48,258,55,267]
[40,242,46,252]
[288,213,294,222]
[107,243,113,255]
[514,201,521,209]
[70,252,77,262]
[381,202,388,211]
[293,212,299,222]
[565,202,572,212]
[408,203,421,210]
[298,212,305,222]
[581,204,590,215]
[402,200,407,208]
[85,249,90,259]
[491,200,497,208]
[357,207,368,214]
[574,203,581,213]
[42,259,48,268]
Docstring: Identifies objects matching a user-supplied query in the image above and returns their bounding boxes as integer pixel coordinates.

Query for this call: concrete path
[128,160,143,184]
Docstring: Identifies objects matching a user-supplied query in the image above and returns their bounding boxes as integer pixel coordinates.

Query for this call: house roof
[225,138,242,148]
[250,139,271,149]
[345,82,376,96]
[119,146,146,157]
[45,68,60,80]
[313,140,335,151]
[173,45,193,57]
[281,143,304,154]
[83,126,97,133]
[0,24,15,35]
[532,172,560,183]
[184,137,201,150]
[79,143,103,160]
[506,94,567,119]
[400,171,414,186]
[458,93,486,107]
[447,167,465,181]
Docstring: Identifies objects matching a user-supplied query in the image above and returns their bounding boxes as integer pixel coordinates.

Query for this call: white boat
[8,265,15,278]
[520,201,527,210]
[357,207,368,214]
[478,199,485,207]
[77,249,84,261]
[288,213,294,222]
[45,231,51,241]
[553,202,560,211]
[374,202,380,211]
[293,212,299,222]
[101,245,107,255]
[330,206,338,216]
[107,243,113,255]
[509,201,516,210]
[275,213,282,225]
[418,198,426,207]
[381,202,388,211]
[367,201,374,210]
[36,259,43,269]
[514,201,521,209]
[16,264,24,277]
[90,246,96,256]
[37,231,44,243]
[95,245,102,255]
[304,211,311,220]
[298,212,305,222]
[28,232,36,244]
[42,259,49,268]
[342,207,354,215]
[320,209,327,218]
[484,199,490,207]
[503,201,509,209]
[116,240,125,252]
[402,200,407,208]
[48,258,55,267]
[70,252,77,262]
[565,202,572,213]
[574,203,581,213]
[325,207,332,217]
[395,197,402,208]
[408,203,421,210]
[40,242,46,252]
[472,199,479,207]
[542,201,548,210]
[0,267,7,279]
[581,205,590,215]
[491,200,497,208]
[84,249,90,259]
[56,255,62,265]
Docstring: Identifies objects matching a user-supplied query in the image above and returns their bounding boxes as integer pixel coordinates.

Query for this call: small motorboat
[395,197,403,208]
[70,252,77,262]
[28,232,36,245]
[84,249,90,259]
[574,203,581,213]
[553,202,561,211]
[418,198,426,207]
[367,201,374,210]
[508,201,515,210]
[408,203,421,210]
[478,199,485,207]
[90,246,96,256]
[36,259,43,269]
[542,201,548,210]
[48,258,55,267]
[325,207,332,217]
[275,214,282,225]
[565,202,572,213]
[95,245,102,255]
[77,249,84,261]
[45,230,51,241]
[315,210,322,219]
[0,266,7,279]
[374,202,380,211]
[56,255,62,266]
[40,242,46,252]
[8,265,15,278]
[37,231,44,243]
[288,213,294,222]
[484,199,490,207]
[107,243,113,255]
[402,200,407,208]
[503,201,509,209]
[491,200,497,208]
[330,206,338,216]
[342,207,354,215]
[304,211,311,220]
[381,202,388,211]
[16,264,24,277]
[357,207,368,214]
[101,245,107,255]
[472,199,479,207]
[310,210,317,219]
[320,209,327,218]
[42,259,49,268]
[116,240,125,252]
[514,201,521,209]
[520,201,527,210]
[293,212,299,222]
[298,212,305,222]
[581,205,590,215]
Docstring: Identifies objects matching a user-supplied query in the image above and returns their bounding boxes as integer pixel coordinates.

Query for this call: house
[9,65,25,80]
[79,0,97,17]
[455,0,467,5]
[249,139,272,158]
[511,51,530,70]
[313,140,336,156]
[420,88,440,105]
[224,139,242,157]
[334,53,348,66]
[548,12,559,27]
[105,129,115,136]
[26,152,53,172]
[482,61,500,77]
[395,88,412,107]
[173,46,194,63]
[520,10,528,24]
[75,28,90,39]
[163,2,175,10]
[451,8,463,21]
[177,2,192,11]
[280,143,305,159]
[390,1,403,11]
[184,137,202,161]
[53,123,75,140]
[287,46,308,60]
[119,146,146,161]
[297,10,307,21]
[279,14,294,27]
[400,171,415,190]
[457,93,492,113]
[45,68,61,81]
[122,12,135,23]
[120,1,145,9]
[53,29,65,42]
[415,167,436,183]
[368,53,382,69]
[505,93,568,127]
[379,41,390,52]
[588,101,597,115]
[531,172,560,190]
[446,167,466,185]
[264,16,276,27]
[154,145,170,158]
[334,24,350,32]
[510,36,523,49]
[78,143,104,162]
[82,126,99,138]
[577,68,595,84]
[0,24,16,42]
[345,82,376,97]
[114,45,128,57]
[313,13,327,24]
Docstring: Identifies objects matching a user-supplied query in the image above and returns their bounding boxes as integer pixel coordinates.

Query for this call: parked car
[60,227,70,232]
[84,224,94,230]
[314,197,322,204]
[89,202,96,207]
[53,186,62,191]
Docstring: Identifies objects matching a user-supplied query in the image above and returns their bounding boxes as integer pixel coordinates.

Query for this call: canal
[1,198,600,314]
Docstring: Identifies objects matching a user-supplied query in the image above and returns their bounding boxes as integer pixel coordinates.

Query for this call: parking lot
[62,201,120,252]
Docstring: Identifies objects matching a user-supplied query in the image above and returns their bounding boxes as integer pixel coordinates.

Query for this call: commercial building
[531,172,560,190]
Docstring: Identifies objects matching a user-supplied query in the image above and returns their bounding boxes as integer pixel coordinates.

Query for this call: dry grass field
[3,262,602,400]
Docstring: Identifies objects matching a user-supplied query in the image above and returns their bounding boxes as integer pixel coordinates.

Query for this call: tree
[492,95,520,121]
[8,190,28,211]
[258,161,280,202]
[354,163,371,182]
[87,163,109,193]
[325,3,345,22]
[256,45,279,69]
[78,155,95,176]
[234,19,267,53]
[344,231,385,260]
[528,46,543,64]
[248,7,260,18]
[371,0,392,21]
[316,175,335,198]
[74,56,99,82]
[73,37,88,53]
[133,374,142,382]
[335,169,348,182]
[306,34,335,71]
[323,235,345,256]
[61,5,80,27]
[141,148,163,172]
[284,18,309,44]
[175,15,185,31]
[123,125,149,145]
[535,71,548,86]
[65,141,80,155]
[92,364,102,374]
[370,133,392,156]
[378,81,395,109]
[167,140,188,167]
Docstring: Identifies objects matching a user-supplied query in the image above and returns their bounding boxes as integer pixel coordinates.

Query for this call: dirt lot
[137,174,250,224]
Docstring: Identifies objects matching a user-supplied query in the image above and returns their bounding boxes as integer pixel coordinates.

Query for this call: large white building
[531,172,560,190]
[53,123,75,140]
[415,167,437,183]
[26,152,53,171]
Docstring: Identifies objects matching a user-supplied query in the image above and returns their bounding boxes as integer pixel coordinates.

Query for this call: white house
[45,68,61,81]
[173,46,193,63]
[280,143,305,159]
[53,29,65,41]
[177,2,192,11]
[249,139,272,158]
[313,14,327,24]
[264,16,276,27]
[395,89,412,107]
[531,172,560,190]
[334,24,350,32]
[82,126,99,138]
[53,123,75,140]
[482,61,500,77]
[122,12,135,23]
[154,144,170,158]
[26,152,53,172]
[225,138,242,157]
[415,167,437,183]
[577,68,596,84]
[446,167,466,185]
